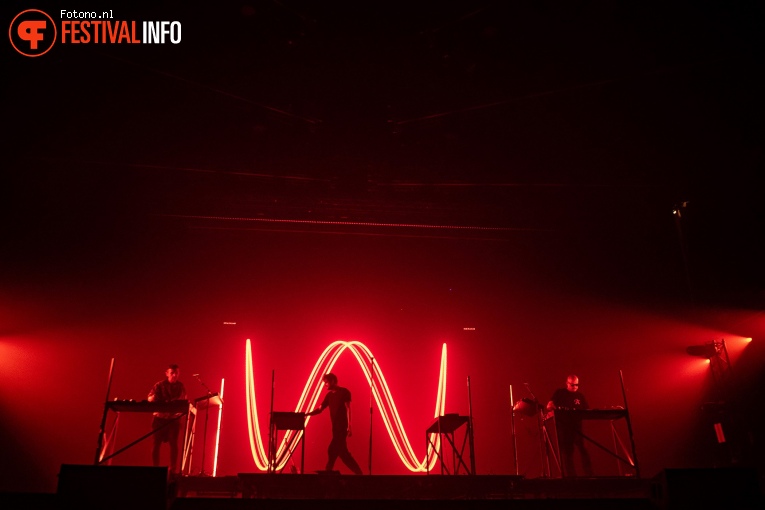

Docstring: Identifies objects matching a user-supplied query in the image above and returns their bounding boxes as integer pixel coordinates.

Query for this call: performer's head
[322,372,338,389]
[166,364,180,382]
[566,374,579,392]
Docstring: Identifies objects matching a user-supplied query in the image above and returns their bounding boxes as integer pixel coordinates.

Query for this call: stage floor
[230,473,649,500]
[3,466,762,510]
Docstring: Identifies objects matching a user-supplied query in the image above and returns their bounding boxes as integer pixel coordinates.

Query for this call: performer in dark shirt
[306,373,364,474]
[546,374,593,477]
[147,363,187,474]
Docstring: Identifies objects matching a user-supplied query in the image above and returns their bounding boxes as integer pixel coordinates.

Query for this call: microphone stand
[467,375,476,474]
[194,374,213,477]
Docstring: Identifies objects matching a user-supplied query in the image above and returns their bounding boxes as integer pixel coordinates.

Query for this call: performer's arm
[306,404,324,417]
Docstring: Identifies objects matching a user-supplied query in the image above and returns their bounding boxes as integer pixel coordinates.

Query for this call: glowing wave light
[245,339,448,472]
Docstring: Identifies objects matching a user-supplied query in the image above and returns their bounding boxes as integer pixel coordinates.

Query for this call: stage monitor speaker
[650,467,762,509]
[57,464,170,510]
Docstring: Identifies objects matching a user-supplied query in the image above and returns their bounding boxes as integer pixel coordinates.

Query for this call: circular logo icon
[9,10,57,57]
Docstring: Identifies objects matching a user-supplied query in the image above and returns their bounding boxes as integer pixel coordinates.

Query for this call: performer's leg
[168,422,180,474]
[152,440,162,467]
[326,436,341,471]
[559,434,576,477]
[338,446,363,475]
[151,419,162,467]
[575,437,593,476]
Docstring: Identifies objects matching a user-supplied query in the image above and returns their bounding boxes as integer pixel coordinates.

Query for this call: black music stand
[425,414,475,475]
[268,412,305,474]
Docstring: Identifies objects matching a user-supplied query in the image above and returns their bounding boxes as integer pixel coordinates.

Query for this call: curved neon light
[245,339,447,472]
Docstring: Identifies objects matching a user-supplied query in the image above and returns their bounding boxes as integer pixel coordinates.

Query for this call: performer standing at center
[306,373,364,475]
[148,363,187,475]
[546,373,594,477]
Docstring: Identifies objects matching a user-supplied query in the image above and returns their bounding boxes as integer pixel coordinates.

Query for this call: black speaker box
[650,467,763,509]
[57,464,170,510]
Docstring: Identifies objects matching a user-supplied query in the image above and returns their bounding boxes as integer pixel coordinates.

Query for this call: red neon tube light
[245,339,447,472]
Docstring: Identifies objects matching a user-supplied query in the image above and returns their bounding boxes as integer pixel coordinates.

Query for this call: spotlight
[686,343,718,359]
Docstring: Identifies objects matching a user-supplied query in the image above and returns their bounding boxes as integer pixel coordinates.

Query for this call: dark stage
[2,465,763,510]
